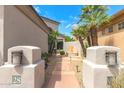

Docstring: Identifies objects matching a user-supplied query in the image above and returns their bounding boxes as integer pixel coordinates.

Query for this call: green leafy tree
[80,5,110,46]
[72,25,89,57]
[48,31,59,54]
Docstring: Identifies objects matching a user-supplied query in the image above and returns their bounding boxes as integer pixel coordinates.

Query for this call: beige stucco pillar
[0,46,45,88]
[83,46,124,88]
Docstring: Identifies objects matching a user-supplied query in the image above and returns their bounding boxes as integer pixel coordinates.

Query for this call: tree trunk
[90,27,98,46]
[87,35,91,47]
[78,36,86,57]
[49,40,54,54]
[51,42,55,54]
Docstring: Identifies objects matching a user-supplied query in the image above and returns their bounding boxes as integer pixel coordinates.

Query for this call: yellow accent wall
[98,30,124,62]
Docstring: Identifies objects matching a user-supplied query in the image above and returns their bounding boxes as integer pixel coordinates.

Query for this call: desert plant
[111,73,124,88]
[60,50,65,55]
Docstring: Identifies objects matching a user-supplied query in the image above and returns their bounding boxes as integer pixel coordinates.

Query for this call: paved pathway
[45,56,80,88]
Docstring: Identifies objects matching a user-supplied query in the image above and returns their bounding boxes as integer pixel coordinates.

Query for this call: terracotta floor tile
[45,56,80,88]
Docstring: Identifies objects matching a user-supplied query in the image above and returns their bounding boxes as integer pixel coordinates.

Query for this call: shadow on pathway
[44,55,80,88]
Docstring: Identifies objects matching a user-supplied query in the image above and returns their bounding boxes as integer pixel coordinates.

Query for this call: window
[105,51,117,66]
[108,26,113,33]
[118,22,124,30]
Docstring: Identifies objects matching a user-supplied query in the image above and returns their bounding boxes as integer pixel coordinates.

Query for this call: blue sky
[33,5,124,37]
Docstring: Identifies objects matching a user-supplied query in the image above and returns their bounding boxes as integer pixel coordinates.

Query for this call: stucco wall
[0,6,4,64]
[3,6,48,62]
[64,41,82,56]
[98,30,124,62]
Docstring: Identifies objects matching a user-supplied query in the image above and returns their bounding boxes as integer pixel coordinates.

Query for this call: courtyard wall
[0,5,49,62]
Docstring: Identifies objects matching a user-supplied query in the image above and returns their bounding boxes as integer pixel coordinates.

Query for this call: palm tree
[65,36,74,42]
[72,25,89,57]
[80,5,110,46]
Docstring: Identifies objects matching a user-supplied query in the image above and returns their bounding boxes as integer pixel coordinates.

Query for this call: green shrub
[41,52,49,62]
[84,42,89,49]
[60,50,65,55]
[41,52,49,69]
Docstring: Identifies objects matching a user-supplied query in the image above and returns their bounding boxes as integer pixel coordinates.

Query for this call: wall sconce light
[12,50,23,65]
[105,51,117,66]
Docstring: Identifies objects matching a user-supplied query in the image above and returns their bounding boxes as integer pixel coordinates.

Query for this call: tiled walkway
[45,56,80,88]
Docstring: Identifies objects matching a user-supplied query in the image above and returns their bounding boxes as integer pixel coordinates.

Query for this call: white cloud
[41,10,49,17]
[34,6,41,14]
[60,20,66,23]
[74,16,79,20]
[69,15,79,21]
[69,15,73,19]
[65,24,72,29]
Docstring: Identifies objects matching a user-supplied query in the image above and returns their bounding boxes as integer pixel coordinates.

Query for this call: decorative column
[83,46,124,88]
